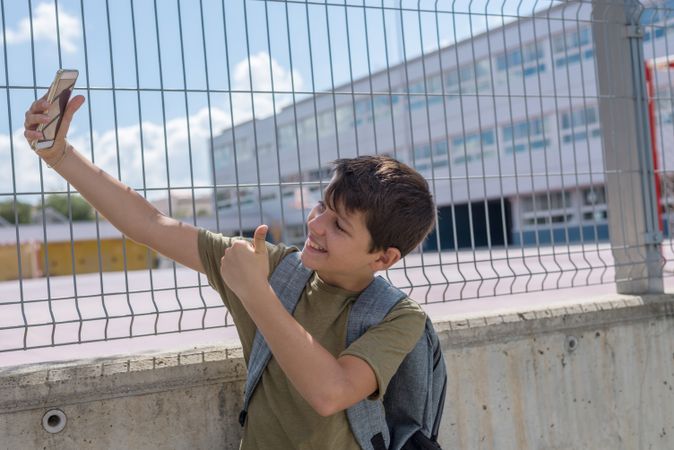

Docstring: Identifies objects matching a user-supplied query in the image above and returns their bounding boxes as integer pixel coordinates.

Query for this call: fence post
[592,0,663,294]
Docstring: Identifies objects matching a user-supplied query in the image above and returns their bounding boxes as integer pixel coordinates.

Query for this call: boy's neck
[315,270,376,293]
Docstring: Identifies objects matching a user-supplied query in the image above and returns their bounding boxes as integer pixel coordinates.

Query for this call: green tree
[44,194,95,221]
[0,200,32,224]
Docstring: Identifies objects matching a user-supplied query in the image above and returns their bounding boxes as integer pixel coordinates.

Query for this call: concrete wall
[2,294,674,450]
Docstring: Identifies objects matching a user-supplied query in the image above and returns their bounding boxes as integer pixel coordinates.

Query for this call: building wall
[38,239,157,277]
[209,1,674,248]
[2,294,673,449]
[0,242,41,281]
[0,239,156,280]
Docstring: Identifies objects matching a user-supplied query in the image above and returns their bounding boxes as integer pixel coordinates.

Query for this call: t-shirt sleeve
[197,228,295,304]
[196,227,297,356]
[339,298,426,400]
[197,228,233,306]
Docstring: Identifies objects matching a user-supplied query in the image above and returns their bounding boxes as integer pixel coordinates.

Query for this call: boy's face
[301,199,388,292]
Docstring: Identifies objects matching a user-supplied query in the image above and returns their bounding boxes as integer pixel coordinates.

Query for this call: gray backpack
[238,251,447,450]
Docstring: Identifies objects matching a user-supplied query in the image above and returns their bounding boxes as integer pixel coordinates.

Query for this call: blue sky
[0,0,555,200]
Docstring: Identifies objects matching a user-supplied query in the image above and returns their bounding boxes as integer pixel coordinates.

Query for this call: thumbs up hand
[219,224,270,300]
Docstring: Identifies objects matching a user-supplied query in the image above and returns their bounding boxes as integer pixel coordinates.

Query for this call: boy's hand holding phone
[23,69,85,168]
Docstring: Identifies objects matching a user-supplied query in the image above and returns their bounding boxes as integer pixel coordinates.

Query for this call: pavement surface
[2,242,674,368]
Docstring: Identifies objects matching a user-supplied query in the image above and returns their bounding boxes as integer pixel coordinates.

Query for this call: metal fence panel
[0,0,671,353]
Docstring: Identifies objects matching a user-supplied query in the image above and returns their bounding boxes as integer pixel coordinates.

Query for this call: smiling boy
[24,94,436,449]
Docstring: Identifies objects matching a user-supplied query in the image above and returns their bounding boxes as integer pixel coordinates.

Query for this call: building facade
[210,1,674,249]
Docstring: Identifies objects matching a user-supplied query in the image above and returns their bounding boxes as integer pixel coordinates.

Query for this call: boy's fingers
[23,113,47,129]
[24,129,42,140]
[253,225,268,254]
[30,95,48,112]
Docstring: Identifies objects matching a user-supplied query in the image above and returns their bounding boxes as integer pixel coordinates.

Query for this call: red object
[644,57,674,233]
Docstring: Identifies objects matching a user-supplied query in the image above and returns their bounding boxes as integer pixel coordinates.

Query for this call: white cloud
[2,3,80,53]
[0,106,231,199]
[231,51,304,122]
[2,53,299,202]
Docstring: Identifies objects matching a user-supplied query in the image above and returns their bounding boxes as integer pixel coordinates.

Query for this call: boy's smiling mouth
[305,237,327,253]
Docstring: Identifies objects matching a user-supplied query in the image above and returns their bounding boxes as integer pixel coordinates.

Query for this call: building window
[305,166,331,182]
[451,129,496,165]
[216,188,255,210]
[445,59,491,95]
[216,188,234,210]
[582,186,605,206]
[298,116,317,144]
[277,123,297,154]
[502,116,549,155]
[408,81,425,110]
[434,140,449,159]
[640,8,661,26]
[260,192,277,202]
[520,191,572,227]
[411,140,450,172]
[521,191,570,212]
[560,106,601,144]
[408,74,443,110]
[446,68,459,94]
[496,41,545,78]
[284,224,306,246]
[233,138,254,162]
[355,99,373,126]
[214,143,232,172]
[372,94,399,123]
[335,105,354,133]
[552,26,593,68]
[413,143,431,160]
[317,109,336,136]
[581,186,608,223]
[640,2,674,41]
[643,27,666,41]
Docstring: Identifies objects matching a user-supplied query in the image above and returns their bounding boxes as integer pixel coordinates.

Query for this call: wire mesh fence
[0,0,672,353]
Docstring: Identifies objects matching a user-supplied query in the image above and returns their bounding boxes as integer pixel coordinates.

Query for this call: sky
[0,0,558,203]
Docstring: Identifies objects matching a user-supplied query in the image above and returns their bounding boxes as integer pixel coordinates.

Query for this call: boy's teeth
[309,240,325,251]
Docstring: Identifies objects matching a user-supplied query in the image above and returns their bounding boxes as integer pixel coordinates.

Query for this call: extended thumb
[253,225,268,253]
[57,95,85,140]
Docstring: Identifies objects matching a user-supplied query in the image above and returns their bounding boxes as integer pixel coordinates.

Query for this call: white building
[210,1,674,249]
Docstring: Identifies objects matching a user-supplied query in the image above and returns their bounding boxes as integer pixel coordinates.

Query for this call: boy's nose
[307,213,326,235]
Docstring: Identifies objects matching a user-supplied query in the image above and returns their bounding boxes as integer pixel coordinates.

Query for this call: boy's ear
[372,247,401,271]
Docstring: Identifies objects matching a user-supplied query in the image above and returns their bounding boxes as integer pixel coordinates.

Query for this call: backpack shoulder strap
[238,251,313,426]
[346,276,407,450]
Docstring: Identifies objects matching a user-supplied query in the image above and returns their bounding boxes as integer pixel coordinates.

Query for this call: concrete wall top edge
[434,293,674,348]
[2,293,673,414]
[0,345,247,414]
[0,344,244,380]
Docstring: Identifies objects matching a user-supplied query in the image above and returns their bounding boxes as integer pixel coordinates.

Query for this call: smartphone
[33,69,79,151]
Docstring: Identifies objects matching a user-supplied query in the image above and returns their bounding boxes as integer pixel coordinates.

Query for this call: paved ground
[2,242,674,368]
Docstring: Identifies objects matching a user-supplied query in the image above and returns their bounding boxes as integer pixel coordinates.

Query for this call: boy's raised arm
[23,95,204,274]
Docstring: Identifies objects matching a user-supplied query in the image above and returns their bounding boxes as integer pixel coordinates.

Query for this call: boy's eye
[317,201,345,233]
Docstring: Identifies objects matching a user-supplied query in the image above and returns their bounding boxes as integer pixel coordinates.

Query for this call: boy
[24,94,436,449]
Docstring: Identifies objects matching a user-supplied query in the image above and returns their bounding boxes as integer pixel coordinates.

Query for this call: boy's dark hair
[324,155,436,257]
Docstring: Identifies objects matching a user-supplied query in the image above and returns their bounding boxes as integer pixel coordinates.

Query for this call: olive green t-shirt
[198,228,426,450]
